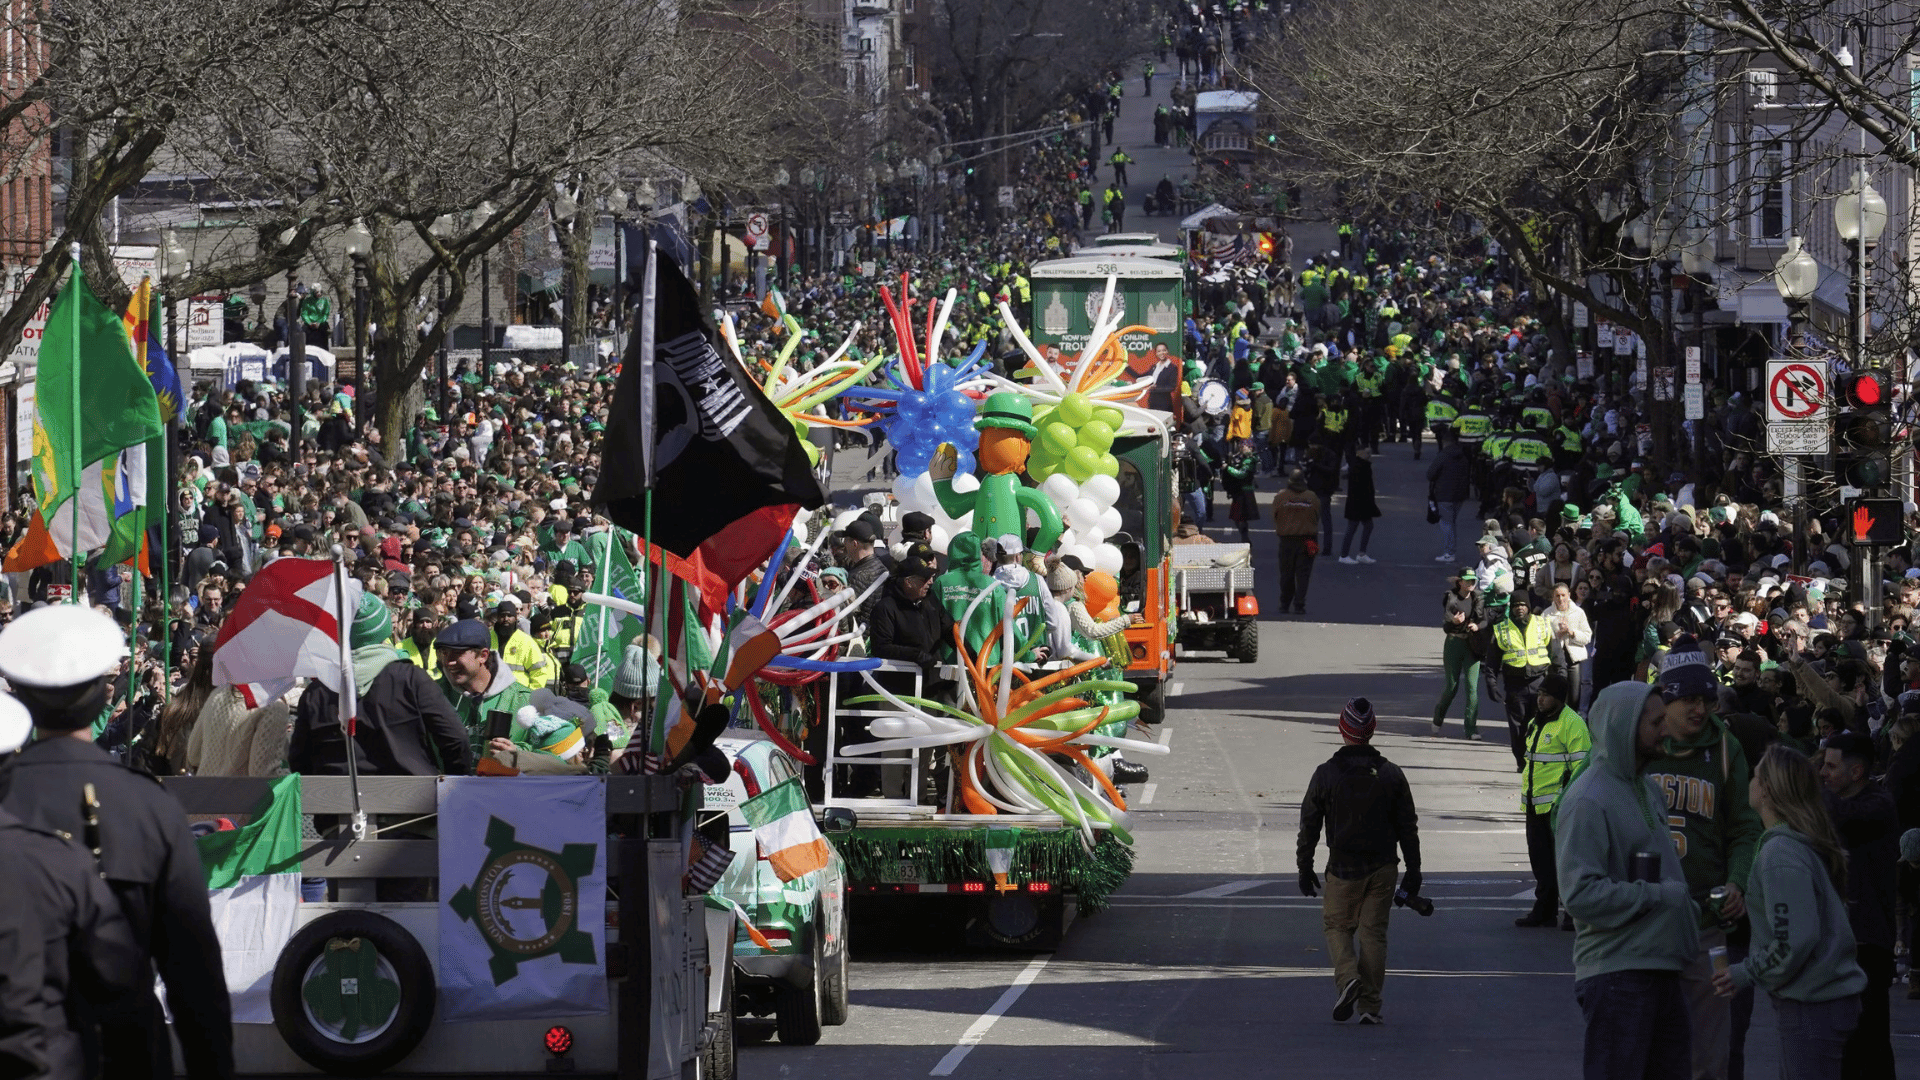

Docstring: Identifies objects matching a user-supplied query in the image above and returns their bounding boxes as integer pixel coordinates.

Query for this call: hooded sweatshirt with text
[1554,681,1700,980]
[1726,825,1868,1002]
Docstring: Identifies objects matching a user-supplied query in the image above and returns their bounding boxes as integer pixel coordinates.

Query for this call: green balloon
[1041,421,1078,456]
[1078,419,1115,453]
[1029,459,1059,481]
[1066,445,1100,480]
[1093,405,1125,429]
[1094,453,1120,478]
[1057,392,1094,427]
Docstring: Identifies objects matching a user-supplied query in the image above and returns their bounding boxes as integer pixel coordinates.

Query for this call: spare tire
[270,911,437,1076]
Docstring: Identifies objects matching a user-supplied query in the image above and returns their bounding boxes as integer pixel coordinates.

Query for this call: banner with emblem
[437,776,608,1020]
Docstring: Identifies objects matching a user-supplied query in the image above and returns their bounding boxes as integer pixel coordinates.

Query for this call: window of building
[1749,132,1789,244]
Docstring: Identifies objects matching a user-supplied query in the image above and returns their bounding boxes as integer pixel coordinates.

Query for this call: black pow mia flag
[592,247,824,557]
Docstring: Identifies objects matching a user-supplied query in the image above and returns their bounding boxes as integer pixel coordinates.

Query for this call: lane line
[1106,901,1532,911]
[1178,879,1274,898]
[1157,727,1174,748]
[1168,681,1185,698]
[1139,782,1158,805]
[1509,887,1539,899]
[928,954,1051,1076]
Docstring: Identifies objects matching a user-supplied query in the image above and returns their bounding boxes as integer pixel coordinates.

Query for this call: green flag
[576,528,646,693]
[32,262,163,516]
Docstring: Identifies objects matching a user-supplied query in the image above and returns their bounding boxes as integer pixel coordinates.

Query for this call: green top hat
[974,391,1037,437]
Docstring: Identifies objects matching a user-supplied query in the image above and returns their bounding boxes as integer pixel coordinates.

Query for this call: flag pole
[125,565,139,713]
[66,242,81,603]
[592,523,615,686]
[331,545,367,841]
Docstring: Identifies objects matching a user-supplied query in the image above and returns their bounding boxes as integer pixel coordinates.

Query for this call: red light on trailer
[1028,882,1052,893]
[545,1025,574,1056]
[961,881,987,893]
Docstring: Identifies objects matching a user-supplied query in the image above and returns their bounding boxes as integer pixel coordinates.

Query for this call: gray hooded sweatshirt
[1553,680,1700,980]
[1727,825,1868,1002]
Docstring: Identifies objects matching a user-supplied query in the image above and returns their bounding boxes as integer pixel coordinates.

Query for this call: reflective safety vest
[1493,615,1551,671]
[1555,425,1583,454]
[1523,704,1592,813]
[547,611,580,657]
[1482,433,1512,460]
[399,636,440,679]
[492,627,556,689]
[1322,406,1349,434]
[1426,399,1459,425]
[1454,412,1490,440]
[1508,436,1553,467]
[1521,405,1553,430]
[1356,371,1384,397]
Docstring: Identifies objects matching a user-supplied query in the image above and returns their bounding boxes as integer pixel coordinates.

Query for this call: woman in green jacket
[1713,744,1866,1079]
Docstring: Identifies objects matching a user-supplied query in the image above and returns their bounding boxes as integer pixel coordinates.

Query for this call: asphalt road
[757,430,1920,1078]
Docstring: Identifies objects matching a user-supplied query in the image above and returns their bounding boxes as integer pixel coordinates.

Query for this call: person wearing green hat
[929,391,1064,554]
[1434,566,1486,738]
[290,591,474,777]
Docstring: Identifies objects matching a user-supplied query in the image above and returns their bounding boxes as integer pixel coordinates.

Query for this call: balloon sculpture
[718,308,879,467]
[928,391,1064,555]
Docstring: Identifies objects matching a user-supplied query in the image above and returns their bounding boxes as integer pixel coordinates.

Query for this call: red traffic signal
[1848,498,1903,545]
[1844,367,1891,408]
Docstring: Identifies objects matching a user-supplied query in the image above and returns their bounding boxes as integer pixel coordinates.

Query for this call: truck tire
[701,963,737,1080]
[270,911,436,1077]
[820,906,850,1026]
[1134,680,1166,725]
[1234,621,1259,663]
[775,931,824,1045]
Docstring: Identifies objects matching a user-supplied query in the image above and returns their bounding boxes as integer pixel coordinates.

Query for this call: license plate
[878,859,923,884]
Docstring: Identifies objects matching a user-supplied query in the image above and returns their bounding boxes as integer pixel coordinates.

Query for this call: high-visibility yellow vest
[1509,437,1554,466]
[1493,616,1550,670]
[1356,372,1383,397]
[1522,406,1553,429]
[492,627,556,689]
[1454,412,1490,439]
[1556,426,1583,454]
[1426,400,1458,425]
[399,636,440,679]
[1482,433,1512,459]
[1523,704,1592,813]
[1322,406,1349,434]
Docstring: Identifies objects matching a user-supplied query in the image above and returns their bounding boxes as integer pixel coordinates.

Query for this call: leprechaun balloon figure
[930,390,1064,553]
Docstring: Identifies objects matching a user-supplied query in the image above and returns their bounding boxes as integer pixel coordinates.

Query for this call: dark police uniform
[0,802,143,1079]
[0,738,235,1080]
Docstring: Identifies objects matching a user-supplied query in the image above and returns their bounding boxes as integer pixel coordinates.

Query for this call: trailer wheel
[820,905,850,1026]
[701,963,737,1080]
[1134,680,1166,725]
[1233,621,1259,663]
[270,911,436,1077]
[775,929,824,1045]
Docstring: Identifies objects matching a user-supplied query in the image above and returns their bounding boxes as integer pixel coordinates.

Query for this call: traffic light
[1836,366,1893,493]
[1848,498,1904,545]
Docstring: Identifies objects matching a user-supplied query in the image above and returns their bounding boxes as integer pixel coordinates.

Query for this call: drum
[1197,378,1230,416]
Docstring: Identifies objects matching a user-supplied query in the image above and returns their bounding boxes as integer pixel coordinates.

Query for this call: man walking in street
[1517,672,1590,928]
[1556,680,1699,1080]
[1296,698,1423,1026]
[1644,635,1763,1080]
[1493,596,1552,771]
[1110,148,1133,187]
[1271,467,1320,616]
[1820,730,1899,1078]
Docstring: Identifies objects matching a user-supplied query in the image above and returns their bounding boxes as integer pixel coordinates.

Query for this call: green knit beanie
[350,591,394,648]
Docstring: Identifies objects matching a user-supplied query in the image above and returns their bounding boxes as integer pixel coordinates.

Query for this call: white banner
[439,776,608,1021]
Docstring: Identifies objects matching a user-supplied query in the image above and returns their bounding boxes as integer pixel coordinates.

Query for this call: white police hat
[0,691,28,753]
[0,605,128,688]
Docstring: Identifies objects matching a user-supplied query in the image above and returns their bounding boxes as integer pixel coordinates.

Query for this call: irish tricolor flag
[740,777,829,882]
[197,773,306,1022]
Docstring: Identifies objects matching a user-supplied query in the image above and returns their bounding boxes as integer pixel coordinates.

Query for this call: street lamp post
[343,218,371,429]
[1835,177,1888,624]
[156,228,189,581]
[1773,236,1820,572]
[430,214,453,418]
[1680,230,1713,471]
[552,192,580,364]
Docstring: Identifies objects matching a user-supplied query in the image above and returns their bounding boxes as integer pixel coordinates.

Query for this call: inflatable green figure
[929,391,1064,554]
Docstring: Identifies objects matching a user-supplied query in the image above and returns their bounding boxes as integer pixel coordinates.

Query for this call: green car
[706,732,851,1046]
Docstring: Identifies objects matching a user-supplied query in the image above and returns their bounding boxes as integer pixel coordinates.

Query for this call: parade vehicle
[164,772,733,1079]
[705,732,851,1048]
[1170,542,1259,663]
[1070,241,1184,263]
[1090,233,1164,247]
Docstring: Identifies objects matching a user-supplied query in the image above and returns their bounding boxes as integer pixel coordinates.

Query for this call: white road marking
[1168,681,1185,698]
[1157,727,1174,747]
[1509,887,1539,899]
[1107,901,1532,912]
[929,954,1051,1076]
[1139,782,1158,805]
[1179,879,1274,898]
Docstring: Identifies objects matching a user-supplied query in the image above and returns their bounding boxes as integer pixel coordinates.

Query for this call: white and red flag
[211,557,362,719]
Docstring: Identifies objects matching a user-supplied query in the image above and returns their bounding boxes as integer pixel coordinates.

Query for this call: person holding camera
[1555,680,1699,1080]
[1296,697,1423,1025]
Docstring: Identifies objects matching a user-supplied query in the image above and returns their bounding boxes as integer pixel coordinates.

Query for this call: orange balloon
[1083,571,1119,620]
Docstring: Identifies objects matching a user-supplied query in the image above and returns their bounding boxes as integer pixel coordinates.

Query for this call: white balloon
[1080,526,1105,547]
[893,473,921,509]
[1097,506,1123,536]
[913,472,938,510]
[1066,544,1097,568]
[929,524,951,553]
[1081,473,1121,508]
[1094,543,1124,575]
[1041,472,1080,508]
[1056,527,1079,552]
[951,472,980,494]
[833,509,863,531]
[1069,498,1101,530]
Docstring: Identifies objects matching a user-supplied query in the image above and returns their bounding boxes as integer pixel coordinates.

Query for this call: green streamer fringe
[829,827,1135,914]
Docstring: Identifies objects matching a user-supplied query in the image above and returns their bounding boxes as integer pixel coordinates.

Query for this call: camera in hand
[1393,888,1434,916]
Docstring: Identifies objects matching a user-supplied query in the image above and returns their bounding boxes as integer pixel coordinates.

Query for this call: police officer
[0,690,144,1080]
[1515,672,1590,929]
[0,605,234,1079]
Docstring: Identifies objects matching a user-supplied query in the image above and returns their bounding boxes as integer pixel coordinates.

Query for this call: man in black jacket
[845,559,951,798]
[1821,731,1899,1078]
[290,593,473,778]
[1425,431,1471,562]
[1297,698,1423,1025]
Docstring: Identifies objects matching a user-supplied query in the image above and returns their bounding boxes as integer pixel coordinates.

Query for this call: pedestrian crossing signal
[1848,498,1903,544]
